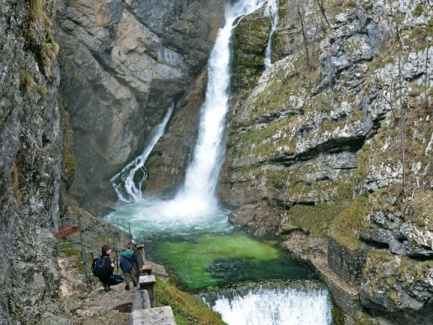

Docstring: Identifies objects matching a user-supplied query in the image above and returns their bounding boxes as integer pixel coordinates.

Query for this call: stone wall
[327,237,367,284]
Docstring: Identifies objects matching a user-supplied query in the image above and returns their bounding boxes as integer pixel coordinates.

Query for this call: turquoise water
[106,201,316,290]
[145,231,316,290]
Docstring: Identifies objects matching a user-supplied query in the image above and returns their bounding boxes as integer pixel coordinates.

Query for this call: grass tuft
[155,279,226,325]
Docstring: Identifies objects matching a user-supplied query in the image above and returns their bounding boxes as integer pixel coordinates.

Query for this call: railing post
[139,275,156,308]
[79,219,89,283]
[135,244,146,270]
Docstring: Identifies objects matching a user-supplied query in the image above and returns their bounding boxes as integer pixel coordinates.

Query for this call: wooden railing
[130,244,176,325]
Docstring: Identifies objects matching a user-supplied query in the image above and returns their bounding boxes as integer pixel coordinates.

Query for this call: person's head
[102,245,112,255]
[125,243,132,250]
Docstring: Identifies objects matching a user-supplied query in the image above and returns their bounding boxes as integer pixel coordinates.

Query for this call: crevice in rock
[267,135,366,166]
[362,239,390,250]
[406,253,433,261]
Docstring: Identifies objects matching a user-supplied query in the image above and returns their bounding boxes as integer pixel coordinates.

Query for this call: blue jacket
[120,249,135,272]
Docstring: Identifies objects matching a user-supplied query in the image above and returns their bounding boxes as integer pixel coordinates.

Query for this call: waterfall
[264,0,279,68]
[110,103,174,202]
[202,283,333,325]
[175,0,266,211]
[107,0,267,223]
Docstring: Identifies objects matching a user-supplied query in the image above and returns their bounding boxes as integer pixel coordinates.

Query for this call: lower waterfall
[201,281,332,325]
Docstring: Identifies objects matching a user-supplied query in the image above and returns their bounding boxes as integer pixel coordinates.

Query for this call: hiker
[120,243,137,290]
[92,245,124,291]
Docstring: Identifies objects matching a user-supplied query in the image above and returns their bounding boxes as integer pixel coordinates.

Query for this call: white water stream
[264,0,279,67]
[203,285,332,325]
[111,103,174,202]
[108,0,267,224]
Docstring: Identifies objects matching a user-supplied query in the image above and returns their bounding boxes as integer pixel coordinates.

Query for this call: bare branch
[297,2,311,70]
[315,0,330,26]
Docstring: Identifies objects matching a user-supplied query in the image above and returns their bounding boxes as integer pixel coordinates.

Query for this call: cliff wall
[0,0,64,323]
[220,0,433,323]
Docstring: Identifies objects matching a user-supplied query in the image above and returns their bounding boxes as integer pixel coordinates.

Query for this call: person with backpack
[119,243,137,290]
[92,245,124,291]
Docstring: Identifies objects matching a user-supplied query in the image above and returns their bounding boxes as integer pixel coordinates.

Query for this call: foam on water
[203,285,332,325]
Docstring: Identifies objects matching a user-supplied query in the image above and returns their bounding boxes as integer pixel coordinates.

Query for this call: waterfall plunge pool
[105,199,333,324]
[105,198,317,290]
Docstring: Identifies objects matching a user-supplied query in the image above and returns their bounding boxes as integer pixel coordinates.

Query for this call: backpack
[119,255,134,272]
[91,256,110,278]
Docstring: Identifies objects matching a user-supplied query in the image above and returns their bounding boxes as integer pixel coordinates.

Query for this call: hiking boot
[104,284,110,292]
[132,281,137,287]
[125,284,130,291]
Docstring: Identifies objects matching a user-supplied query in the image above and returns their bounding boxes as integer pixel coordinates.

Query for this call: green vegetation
[401,25,433,50]
[351,310,381,325]
[60,101,77,188]
[27,0,60,69]
[36,85,48,97]
[344,0,356,8]
[21,69,35,89]
[412,3,424,17]
[29,0,51,29]
[331,306,345,325]
[155,279,226,325]
[329,196,369,250]
[59,243,85,273]
[11,162,21,205]
[231,15,269,91]
[235,118,296,157]
[287,203,344,237]
[363,251,433,309]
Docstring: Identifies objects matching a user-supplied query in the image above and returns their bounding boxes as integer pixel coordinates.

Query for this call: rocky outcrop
[361,252,433,324]
[57,0,225,212]
[0,0,63,323]
[219,0,433,323]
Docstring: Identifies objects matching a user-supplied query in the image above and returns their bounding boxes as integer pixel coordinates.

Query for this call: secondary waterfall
[264,0,279,67]
[110,103,174,202]
[201,282,332,325]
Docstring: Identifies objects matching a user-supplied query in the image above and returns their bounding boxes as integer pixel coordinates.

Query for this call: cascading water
[264,0,279,68]
[107,0,267,233]
[110,103,174,203]
[170,0,269,215]
[201,282,333,325]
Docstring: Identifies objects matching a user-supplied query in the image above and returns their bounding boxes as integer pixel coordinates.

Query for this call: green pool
[144,231,316,290]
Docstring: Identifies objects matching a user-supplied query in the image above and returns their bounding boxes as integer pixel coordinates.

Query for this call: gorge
[1,0,433,324]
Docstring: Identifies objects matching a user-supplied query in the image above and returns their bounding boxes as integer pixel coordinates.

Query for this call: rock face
[0,0,63,323]
[57,0,225,213]
[216,0,433,323]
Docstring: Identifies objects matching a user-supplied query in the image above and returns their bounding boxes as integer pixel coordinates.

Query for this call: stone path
[58,256,135,325]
